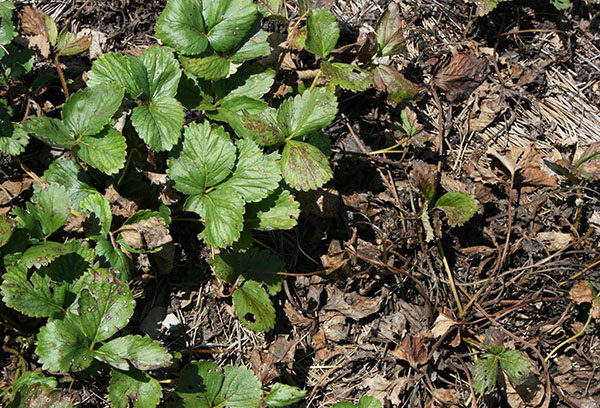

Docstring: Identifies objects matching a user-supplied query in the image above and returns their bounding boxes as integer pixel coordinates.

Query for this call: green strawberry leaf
[175,361,262,408]
[245,188,300,231]
[473,353,498,394]
[95,334,172,371]
[21,183,70,238]
[43,159,98,210]
[265,383,307,407]
[0,213,12,247]
[154,0,208,55]
[281,140,333,191]
[66,268,134,344]
[0,4,17,46]
[322,61,372,92]
[218,68,275,103]
[433,191,478,226]
[36,319,93,372]
[331,396,382,408]
[168,121,236,195]
[305,8,339,58]
[78,127,127,175]
[109,369,162,408]
[131,96,184,152]
[277,88,338,139]
[138,45,182,100]
[210,250,285,295]
[56,30,91,57]
[7,382,72,408]
[373,64,418,106]
[230,29,271,63]
[185,187,245,248]
[20,242,73,269]
[240,107,284,146]
[80,194,112,239]
[10,371,58,394]
[220,139,281,203]
[1,264,68,318]
[94,238,130,281]
[87,52,144,98]
[181,55,231,80]
[23,116,75,148]
[499,349,531,385]
[0,122,29,155]
[375,3,405,57]
[550,0,570,10]
[177,72,213,111]
[203,0,258,52]
[233,279,276,331]
[62,83,124,138]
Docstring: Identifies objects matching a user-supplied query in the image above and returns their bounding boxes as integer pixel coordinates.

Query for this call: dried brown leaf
[323,286,385,320]
[19,7,48,38]
[409,160,436,203]
[434,53,489,103]
[0,178,34,205]
[390,332,430,370]
[569,282,594,304]
[283,301,313,329]
[250,349,280,385]
[120,217,172,250]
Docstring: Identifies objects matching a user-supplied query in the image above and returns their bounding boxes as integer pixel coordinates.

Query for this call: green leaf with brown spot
[281,140,333,191]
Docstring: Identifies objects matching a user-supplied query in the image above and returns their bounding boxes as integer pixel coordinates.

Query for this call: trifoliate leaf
[220,139,281,203]
[245,188,300,231]
[23,116,75,148]
[36,319,93,372]
[131,96,184,152]
[499,349,531,385]
[0,213,12,247]
[1,264,68,318]
[230,29,271,63]
[240,107,284,146]
[203,0,258,52]
[168,121,236,195]
[218,68,275,103]
[185,187,245,248]
[473,353,498,394]
[87,52,144,98]
[95,335,172,371]
[94,238,130,281]
[138,45,182,100]
[81,194,112,238]
[233,279,276,331]
[277,88,338,139]
[305,8,339,58]
[281,140,333,191]
[43,159,98,210]
[265,383,307,407]
[373,64,418,106]
[78,127,127,175]
[181,55,231,80]
[66,268,134,343]
[175,361,262,408]
[0,122,29,155]
[210,250,285,295]
[375,3,405,57]
[322,61,372,92]
[62,83,124,137]
[7,382,72,408]
[433,191,478,226]
[109,369,162,408]
[154,0,208,55]
[20,242,72,269]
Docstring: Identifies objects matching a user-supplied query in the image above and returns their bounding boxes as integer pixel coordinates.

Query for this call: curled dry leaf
[19,7,52,58]
[569,281,594,304]
[433,53,489,103]
[249,349,280,385]
[104,185,139,218]
[119,217,172,250]
[390,332,430,370]
[323,286,386,320]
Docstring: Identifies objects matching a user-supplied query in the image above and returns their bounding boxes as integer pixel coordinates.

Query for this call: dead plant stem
[436,238,463,316]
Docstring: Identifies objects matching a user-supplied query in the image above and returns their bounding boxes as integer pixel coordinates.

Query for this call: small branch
[436,238,463,316]
[54,55,69,99]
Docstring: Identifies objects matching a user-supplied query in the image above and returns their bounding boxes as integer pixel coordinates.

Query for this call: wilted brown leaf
[283,301,313,329]
[105,185,139,218]
[250,349,280,385]
[374,64,419,106]
[119,217,172,250]
[0,177,34,205]
[434,53,489,103]
[409,160,436,203]
[569,281,594,304]
[323,286,386,320]
[19,7,48,38]
[390,332,430,370]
